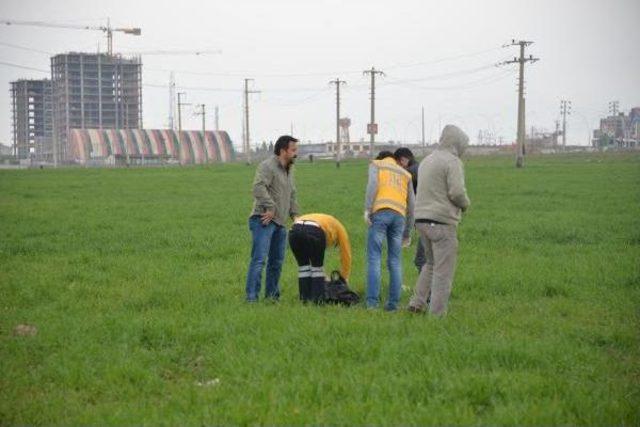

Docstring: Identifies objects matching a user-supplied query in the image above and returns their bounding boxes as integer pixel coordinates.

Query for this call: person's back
[408,124,469,316]
[364,152,415,311]
[415,126,470,225]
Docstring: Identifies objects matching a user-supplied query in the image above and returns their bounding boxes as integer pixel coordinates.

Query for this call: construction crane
[119,49,222,57]
[1,19,141,56]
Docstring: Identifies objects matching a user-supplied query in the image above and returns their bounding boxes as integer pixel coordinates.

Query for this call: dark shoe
[407,305,424,314]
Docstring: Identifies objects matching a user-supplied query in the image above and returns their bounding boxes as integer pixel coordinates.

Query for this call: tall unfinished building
[50,52,142,163]
[10,79,53,161]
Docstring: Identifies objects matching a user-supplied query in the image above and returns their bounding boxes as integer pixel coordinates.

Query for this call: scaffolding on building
[50,52,142,163]
[10,79,53,161]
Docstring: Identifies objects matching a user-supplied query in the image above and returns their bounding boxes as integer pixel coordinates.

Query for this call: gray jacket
[415,125,470,226]
[250,156,299,226]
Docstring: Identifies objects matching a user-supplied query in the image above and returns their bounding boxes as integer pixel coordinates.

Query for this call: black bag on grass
[324,271,360,306]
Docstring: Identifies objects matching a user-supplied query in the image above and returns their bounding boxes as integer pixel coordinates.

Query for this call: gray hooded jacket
[414,124,471,226]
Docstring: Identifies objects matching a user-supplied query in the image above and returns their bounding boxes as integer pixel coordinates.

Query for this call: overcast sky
[1,0,639,151]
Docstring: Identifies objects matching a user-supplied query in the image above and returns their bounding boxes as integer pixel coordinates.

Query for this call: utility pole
[560,100,571,150]
[215,105,219,130]
[195,104,206,134]
[421,106,425,148]
[244,78,260,165]
[500,40,539,168]
[329,78,347,167]
[176,92,191,164]
[363,67,384,158]
[554,119,560,149]
[168,71,176,130]
[177,92,191,132]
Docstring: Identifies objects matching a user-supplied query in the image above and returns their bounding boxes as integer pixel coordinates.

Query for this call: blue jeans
[366,210,406,310]
[245,215,287,301]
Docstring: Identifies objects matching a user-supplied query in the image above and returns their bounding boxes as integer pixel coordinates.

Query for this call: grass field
[1,153,639,425]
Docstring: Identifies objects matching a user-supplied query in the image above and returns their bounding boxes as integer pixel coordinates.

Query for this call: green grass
[1,153,639,425]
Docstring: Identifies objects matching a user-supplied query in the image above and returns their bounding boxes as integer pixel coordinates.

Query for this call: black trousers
[288,224,326,303]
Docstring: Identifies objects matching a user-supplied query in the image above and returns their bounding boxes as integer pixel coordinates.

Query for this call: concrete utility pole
[560,100,571,150]
[363,67,384,158]
[196,103,206,134]
[554,119,560,149]
[177,92,191,132]
[215,105,219,130]
[500,40,539,168]
[329,78,347,168]
[168,71,176,130]
[244,78,260,165]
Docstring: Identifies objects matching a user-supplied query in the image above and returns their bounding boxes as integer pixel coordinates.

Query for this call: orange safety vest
[372,157,412,216]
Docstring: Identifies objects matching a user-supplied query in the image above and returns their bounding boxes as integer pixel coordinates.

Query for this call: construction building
[10,79,53,161]
[50,52,142,163]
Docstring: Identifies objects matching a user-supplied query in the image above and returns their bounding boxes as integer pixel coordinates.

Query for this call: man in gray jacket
[408,125,470,316]
[245,135,299,302]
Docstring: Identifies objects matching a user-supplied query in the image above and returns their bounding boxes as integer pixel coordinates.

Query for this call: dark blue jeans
[245,215,287,301]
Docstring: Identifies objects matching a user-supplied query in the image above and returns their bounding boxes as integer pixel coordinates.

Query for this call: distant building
[69,129,235,166]
[51,52,142,162]
[525,127,559,153]
[10,79,53,160]
[593,107,640,149]
[0,143,13,156]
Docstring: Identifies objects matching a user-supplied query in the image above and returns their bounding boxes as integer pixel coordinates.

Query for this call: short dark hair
[394,147,415,163]
[375,150,393,160]
[274,135,299,155]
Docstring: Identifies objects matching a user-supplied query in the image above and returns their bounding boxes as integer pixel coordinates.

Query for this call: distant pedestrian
[288,213,352,303]
[408,125,470,316]
[245,135,299,302]
[364,151,415,311]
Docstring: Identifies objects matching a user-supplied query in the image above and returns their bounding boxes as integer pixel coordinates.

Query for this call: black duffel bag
[324,271,360,306]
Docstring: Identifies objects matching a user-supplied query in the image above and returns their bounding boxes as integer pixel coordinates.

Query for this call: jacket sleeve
[364,163,378,213]
[403,180,415,239]
[289,177,300,219]
[252,162,276,211]
[335,221,352,281]
[446,159,471,210]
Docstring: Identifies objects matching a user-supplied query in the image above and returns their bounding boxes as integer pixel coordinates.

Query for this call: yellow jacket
[371,157,412,216]
[296,213,352,280]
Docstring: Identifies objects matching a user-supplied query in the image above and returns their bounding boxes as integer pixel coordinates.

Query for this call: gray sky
[1,0,639,151]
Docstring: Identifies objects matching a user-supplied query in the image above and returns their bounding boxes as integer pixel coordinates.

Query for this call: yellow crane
[1,19,141,56]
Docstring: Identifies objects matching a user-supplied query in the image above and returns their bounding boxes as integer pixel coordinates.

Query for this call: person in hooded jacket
[407,124,471,316]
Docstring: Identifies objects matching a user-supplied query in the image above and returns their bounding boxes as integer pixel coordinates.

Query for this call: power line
[0,60,49,73]
[0,41,52,55]
[142,46,505,78]
[383,68,513,91]
[384,63,497,84]
[383,46,503,70]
